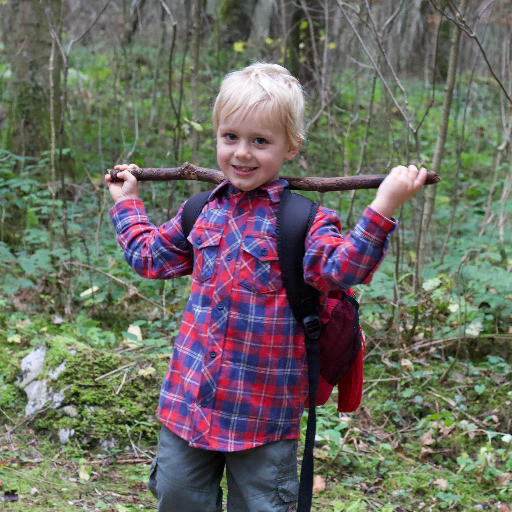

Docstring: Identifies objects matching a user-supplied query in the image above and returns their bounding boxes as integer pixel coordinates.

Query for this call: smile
[232,165,258,173]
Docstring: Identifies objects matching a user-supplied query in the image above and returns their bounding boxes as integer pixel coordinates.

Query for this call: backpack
[182,187,364,512]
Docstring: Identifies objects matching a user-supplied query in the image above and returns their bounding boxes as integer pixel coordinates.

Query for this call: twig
[427,389,488,429]
[337,1,416,134]
[94,363,136,382]
[62,260,171,314]
[409,333,512,354]
[67,0,114,52]
[115,371,128,395]
[0,407,15,424]
[429,0,512,105]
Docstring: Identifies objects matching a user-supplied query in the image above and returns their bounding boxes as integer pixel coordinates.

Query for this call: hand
[370,164,427,218]
[104,163,140,203]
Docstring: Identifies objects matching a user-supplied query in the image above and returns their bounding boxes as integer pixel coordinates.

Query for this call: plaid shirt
[110,179,396,451]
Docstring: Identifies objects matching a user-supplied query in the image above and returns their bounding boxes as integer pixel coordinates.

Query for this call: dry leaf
[500,503,511,512]
[394,444,415,464]
[80,286,99,298]
[439,423,456,438]
[123,324,143,345]
[433,478,448,490]
[313,475,326,494]
[420,429,435,446]
[138,366,156,378]
[78,464,91,481]
[400,358,414,371]
[419,446,434,462]
[496,472,512,487]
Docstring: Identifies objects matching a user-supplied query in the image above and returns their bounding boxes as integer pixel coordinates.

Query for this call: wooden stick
[107,162,441,193]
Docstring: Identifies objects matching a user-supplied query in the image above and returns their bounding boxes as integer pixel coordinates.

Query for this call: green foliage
[0,35,511,512]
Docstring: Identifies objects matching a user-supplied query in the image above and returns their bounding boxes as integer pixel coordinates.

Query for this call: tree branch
[107,162,440,192]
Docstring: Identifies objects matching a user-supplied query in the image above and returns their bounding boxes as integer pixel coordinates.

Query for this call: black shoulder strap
[181,189,212,240]
[276,188,320,328]
[275,188,320,512]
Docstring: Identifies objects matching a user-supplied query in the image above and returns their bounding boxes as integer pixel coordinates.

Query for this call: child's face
[216,108,299,192]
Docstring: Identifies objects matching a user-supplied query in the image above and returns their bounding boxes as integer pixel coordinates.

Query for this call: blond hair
[212,63,305,148]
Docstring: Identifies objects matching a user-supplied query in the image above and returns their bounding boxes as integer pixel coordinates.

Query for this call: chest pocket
[188,225,223,282]
[237,234,282,294]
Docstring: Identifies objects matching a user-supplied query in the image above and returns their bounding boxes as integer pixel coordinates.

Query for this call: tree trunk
[189,0,207,197]
[1,0,63,163]
[419,0,468,264]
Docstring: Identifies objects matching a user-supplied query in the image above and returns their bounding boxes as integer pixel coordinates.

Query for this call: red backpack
[182,187,364,512]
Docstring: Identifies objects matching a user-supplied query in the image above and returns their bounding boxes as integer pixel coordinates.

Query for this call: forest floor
[1,337,511,512]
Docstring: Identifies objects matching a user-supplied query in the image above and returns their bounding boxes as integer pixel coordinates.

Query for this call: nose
[234,140,251,160]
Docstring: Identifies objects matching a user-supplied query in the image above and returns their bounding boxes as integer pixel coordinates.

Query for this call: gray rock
[20,346,47,388]
[58,428,75,444]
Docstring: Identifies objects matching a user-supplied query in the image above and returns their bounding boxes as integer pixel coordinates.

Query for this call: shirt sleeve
[109,198,192,279]
[303,205,396,293]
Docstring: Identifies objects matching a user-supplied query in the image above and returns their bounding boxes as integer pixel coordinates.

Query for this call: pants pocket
[277,463,299,504]
[148,456,158,498]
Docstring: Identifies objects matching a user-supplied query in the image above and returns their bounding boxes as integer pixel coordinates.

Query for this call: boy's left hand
[370,165,427,219]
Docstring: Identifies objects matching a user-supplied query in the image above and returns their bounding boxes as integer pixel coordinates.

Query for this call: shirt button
[226,253,233,261]
[195,237,201,245]
[210,351,217,359]
[238,207,244,214]
[261,248,268,256]
[200,399,208,407]
[217,304,224,310]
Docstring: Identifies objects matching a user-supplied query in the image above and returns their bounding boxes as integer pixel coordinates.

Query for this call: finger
[414,167,428,188]
[116,170,135,181]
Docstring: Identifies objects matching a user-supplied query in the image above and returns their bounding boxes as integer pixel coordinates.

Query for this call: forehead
[218,107,286,136]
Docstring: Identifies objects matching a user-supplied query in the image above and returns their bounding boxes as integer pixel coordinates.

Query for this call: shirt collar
[208,179,289,204]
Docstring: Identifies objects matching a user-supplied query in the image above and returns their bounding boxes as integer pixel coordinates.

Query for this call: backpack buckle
[302,315,321,340]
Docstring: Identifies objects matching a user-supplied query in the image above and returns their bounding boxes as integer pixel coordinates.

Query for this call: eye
[224,133,237,141]
[253,137,268,145]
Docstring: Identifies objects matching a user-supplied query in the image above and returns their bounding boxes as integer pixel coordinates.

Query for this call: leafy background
[0,0,511,510]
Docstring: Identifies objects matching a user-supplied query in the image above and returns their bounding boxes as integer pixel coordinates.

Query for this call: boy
[105,63,426,512]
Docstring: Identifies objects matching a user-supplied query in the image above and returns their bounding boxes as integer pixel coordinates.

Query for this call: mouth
[232,165,258,175]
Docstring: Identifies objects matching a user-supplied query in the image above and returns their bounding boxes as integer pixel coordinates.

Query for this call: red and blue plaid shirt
[110,179,396,451]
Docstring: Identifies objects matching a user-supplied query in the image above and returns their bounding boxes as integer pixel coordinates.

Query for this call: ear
[285,139,301,161]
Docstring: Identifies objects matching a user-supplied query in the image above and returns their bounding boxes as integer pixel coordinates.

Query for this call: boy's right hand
[105,163,140,204]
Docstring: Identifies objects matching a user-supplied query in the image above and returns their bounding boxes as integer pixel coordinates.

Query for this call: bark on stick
[107,162,440,193]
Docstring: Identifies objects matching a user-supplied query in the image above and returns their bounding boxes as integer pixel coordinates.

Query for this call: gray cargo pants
[148,424,299,512]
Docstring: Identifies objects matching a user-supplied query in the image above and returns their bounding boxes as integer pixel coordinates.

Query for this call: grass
[2,325,511,511]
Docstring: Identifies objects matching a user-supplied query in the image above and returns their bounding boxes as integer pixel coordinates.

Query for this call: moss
[34,338,162,448]
[0,344,25,414]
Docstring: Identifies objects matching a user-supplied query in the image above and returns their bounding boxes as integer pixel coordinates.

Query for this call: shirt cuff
[354,206,397,246]
[109,198,148,235]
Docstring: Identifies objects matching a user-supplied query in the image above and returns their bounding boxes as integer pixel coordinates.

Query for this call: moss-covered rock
[13,335,166,449]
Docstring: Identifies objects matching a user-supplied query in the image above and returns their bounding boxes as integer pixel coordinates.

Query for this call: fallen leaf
[419,446,434,462]
[500,504,511,512]
[80,286,99,298]
[439,423,456,438]
[123,324,143,345]
[78,464,91,481]
[496,472,512,487]
[400,358,414,371]
[313,475,326,493]
[433,478,448,490]
[138,366,156,378]
[420,429,435,447]
[394,444,415,464]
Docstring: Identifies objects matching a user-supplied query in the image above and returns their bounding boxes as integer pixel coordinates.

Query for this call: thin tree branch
[429,0,512,105]
[68,0,114,52]
[337,1,417,134]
